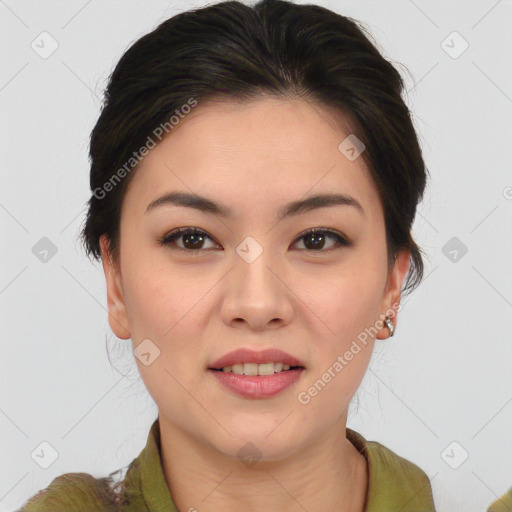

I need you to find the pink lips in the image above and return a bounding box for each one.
[208,347,306,399]
[208,347,305,370]
[210,368,305,399]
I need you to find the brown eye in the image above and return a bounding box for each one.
[158,228,219,251]
[292,228,350,252]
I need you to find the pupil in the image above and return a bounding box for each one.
[184,233,203,249]
[304,233,325,250]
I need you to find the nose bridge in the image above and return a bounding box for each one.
[221,236,292,328]
[234,237,281,297]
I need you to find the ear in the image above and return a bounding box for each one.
[375,248,410,340]
[99,235,131,340]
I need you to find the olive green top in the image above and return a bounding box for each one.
[487,488,512,512]
[21,417,438,511]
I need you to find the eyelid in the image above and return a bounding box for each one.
[157,226,351,252]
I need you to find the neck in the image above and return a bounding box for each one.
[158,413,368,512]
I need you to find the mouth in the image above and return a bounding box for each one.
[207,348,306,399]
[208,348,306,374]
[209,363,304,374]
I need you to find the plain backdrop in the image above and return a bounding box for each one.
[1,1,511,511]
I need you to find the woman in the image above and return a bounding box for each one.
[21,0,438,510]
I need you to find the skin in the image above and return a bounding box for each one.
[100,96,410,512]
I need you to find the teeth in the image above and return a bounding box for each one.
[220,362,296,375]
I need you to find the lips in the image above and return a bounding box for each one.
[208,348,306,370]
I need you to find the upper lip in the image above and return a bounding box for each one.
[209,348,306,370]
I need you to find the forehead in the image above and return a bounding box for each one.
[123,96,382,223]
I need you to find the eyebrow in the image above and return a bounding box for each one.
[145,191,365,221]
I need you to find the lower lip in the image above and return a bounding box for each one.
[208,368,305,399]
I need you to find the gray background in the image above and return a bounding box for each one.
[1,0,511,511]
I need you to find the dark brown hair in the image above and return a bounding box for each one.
[80,0,428,295]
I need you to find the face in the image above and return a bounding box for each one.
[100,96,409,461]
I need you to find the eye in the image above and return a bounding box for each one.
[291,227,351,252]
[157,227,220,252]
[157,227,351,253]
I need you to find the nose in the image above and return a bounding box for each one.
[220,250,294,332]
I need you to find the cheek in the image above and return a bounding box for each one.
[124,268,205,406]
[300,273,381,417]
[123,279,173,339]
[330,276,383,336]
[123,265,207,375]
[308,256,386,342]
[122,255,197,338]
[316,284,379,397]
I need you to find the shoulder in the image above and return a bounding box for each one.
[487,487,512,512]
[367,438,432,482]
[346,428,436,511]
[19,472,119,512]
[365,439,436,508]
[347,428,433,486]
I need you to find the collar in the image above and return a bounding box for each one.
[346,427,436,511]
[126,418,435,512]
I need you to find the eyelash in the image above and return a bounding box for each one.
[157,227,351,254]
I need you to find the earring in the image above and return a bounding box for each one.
[384,316,394,337]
